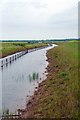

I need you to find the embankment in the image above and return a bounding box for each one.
[0,42,47,58]
[21,42,79,118]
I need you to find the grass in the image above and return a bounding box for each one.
[0,42,47,58]
[24,41,80,118]
[29,72,39,82]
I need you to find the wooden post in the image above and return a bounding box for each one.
[15,55,16,60]
[6,58,8,63]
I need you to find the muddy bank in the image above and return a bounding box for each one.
[20,49,55,118]
[20,42,78,118]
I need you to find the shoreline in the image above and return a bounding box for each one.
[1,44,53,119]
[0,43,48,58]
[20,47,54,118]
[20,42,79,118]
[0,45,49,67]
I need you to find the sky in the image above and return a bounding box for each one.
[0,0,79,40]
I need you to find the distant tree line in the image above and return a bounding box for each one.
[0,38,79,43]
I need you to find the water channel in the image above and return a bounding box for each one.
[0,44,57,115]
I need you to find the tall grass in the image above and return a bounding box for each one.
[29,72,39,82]
[26,41,79,118]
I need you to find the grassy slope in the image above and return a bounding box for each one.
[23,41,79,118]
[0,42,47,58]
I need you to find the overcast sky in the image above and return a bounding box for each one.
[0,0,79,40]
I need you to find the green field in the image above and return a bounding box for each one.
[0,42,47,58]
[24,41,80,118]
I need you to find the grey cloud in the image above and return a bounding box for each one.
[44,6,78,36]
[28,0,47,9]
[78,1,80,38]
[1,1,78,39]
[30,1,47,9]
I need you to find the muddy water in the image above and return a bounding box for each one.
[0,44,57,115]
